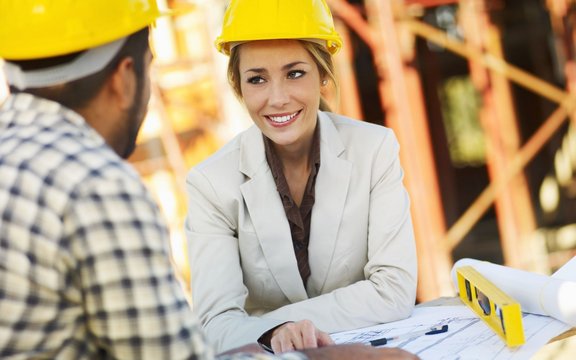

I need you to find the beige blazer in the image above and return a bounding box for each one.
[185,111,417,352]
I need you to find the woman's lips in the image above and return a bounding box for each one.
[265,110,301,127]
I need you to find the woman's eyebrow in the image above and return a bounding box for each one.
[282,61,307,70]
[244,67,266,74]
[244,61,308,74]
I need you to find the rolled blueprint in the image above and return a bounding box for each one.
[451,258,576,327]
[552,256,576,281]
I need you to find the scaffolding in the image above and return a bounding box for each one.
[325,0,576,300]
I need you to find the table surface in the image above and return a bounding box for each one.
[417,296,576,340]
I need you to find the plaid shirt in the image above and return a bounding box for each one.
[0,93,307,360]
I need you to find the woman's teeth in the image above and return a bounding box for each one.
[268,112,298,123]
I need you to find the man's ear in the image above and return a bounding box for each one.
[107,56,136,109]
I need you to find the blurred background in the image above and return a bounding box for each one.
[2,0,576,357]
[2,0,576,304]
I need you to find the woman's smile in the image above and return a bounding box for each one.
[265,110,302,127]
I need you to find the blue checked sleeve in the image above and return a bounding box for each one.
[63,175,215,360]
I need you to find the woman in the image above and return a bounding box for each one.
[185,0,418,354]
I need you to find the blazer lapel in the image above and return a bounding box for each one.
[239,127,308,302]
[308,112,352,294]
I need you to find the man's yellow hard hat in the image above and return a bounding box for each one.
[215,0,343,56]
[0,0,163,60]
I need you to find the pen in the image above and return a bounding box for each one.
[369,324,449,347]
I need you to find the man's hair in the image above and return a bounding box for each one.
[8,27,150,109]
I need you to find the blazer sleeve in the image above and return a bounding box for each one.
[259,130,418,331]
[185,168,286,352]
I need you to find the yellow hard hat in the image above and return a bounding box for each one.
[215,0,342,56]
[0,0,163,60]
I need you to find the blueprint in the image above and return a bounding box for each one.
[552,256,576,281]
[330,305,571,360]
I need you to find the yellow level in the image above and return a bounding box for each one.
[456,266,525,347]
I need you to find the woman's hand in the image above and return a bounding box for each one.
[270,319,334,353]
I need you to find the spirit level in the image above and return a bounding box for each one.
[456,265,525,347]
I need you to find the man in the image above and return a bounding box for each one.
[0,1,418,359]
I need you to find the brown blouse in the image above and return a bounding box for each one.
[263,126,321,287]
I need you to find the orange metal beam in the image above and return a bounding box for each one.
[548,0,576,128]
[403,20,568,104]
[445,99,575,251]
[329,0,454,300]
[333,20,364,119]
[460,0,539,271]
[404,0,458,7]
[328,0,376,48]
[401,17,574,251]
[365,0,454,300]
[327,0,574,292]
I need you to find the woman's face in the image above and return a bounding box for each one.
[238,39,322,149]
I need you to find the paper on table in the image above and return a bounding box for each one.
[451,258,576,326]
[330,305,570,360]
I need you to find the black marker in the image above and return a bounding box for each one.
[369,324,449,347]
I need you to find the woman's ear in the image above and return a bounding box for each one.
[320,78,329,97]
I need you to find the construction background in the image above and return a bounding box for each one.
[1,0,575,357]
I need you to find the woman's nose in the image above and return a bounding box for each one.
[267,81,290,107]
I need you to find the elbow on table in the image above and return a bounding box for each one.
[374,281,417,322]
[399,279,418,318]
[397,298,416,320]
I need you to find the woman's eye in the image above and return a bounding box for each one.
[287,70,305,79]
[247,76,265,84]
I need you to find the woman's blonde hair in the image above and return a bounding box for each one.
[227,40,339,112]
